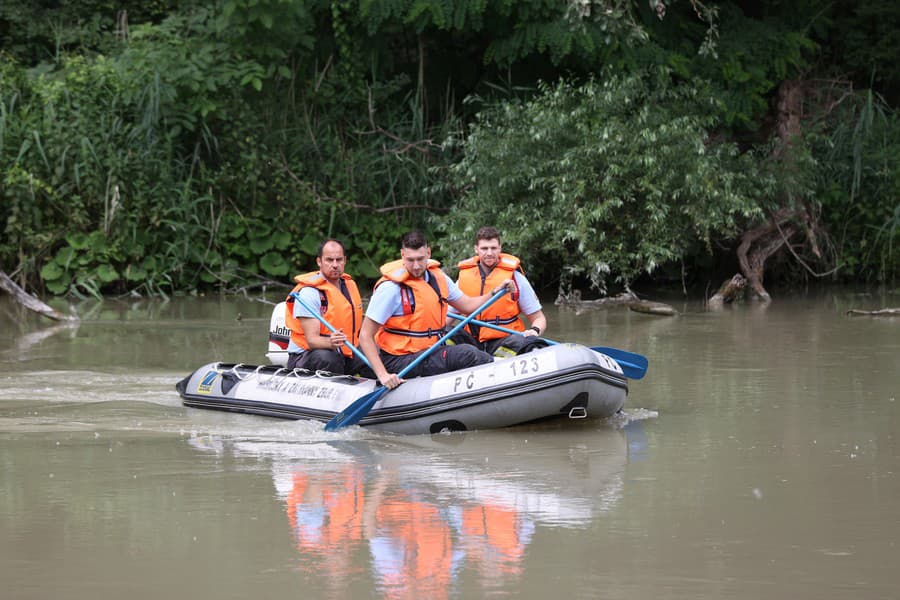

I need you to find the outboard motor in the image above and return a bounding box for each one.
[266,301,290,366]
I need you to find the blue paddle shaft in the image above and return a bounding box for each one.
[325,287,510,431]
[289,291,372,369]
[391,289,509,380]
[447,312,558,345]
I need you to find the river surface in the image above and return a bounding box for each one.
[1,289,898,599]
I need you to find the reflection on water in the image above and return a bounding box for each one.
[189,425,630,598]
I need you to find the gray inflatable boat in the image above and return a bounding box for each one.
[176,343,627,435]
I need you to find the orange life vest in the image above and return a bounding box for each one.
[374,259,449,355]
[456,253,523,341]
[284,271,363,358]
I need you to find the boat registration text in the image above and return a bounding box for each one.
[429,352,558,398]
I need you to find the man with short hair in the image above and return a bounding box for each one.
[359,230,516,390]
[284,238,373,377]
[453,226,548,357]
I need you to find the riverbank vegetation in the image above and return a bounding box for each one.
[2,1,898,301]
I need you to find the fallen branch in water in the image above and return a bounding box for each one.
[629,300,678,316]
[708,273,746,310]
[0,271,78,322]
[555,289,638,307]
[846,308,900,317]
[555,288,676,316]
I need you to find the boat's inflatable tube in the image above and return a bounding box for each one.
[177,343,627,435]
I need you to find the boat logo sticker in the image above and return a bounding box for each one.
[197,370,219,394]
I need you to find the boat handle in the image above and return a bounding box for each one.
[568,407,588,419]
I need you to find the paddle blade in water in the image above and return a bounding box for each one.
[325,287,510,431]
[324,386,388,431]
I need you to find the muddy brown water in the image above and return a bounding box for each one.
[1,290,897,599]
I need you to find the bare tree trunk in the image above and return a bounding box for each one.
[0,271,77,321]
[775,78,802,158]
[737,207,799,301]
[735,78,809,301]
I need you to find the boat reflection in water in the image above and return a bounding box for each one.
[192,425,628,597]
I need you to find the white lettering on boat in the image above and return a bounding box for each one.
[493,352,557,385]
[429,352,557,398]
[256,377,341,401]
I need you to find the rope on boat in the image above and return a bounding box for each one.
[256,365,290,384]
[288,367,318,378]
[311,369,363,384]
[221,362,317,383]
[227,363,247,380]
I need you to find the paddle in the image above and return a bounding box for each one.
[447,313,648,380]
[324,287,510,431]
[289,291,372,369]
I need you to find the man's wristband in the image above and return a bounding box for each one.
[529,325,541,335]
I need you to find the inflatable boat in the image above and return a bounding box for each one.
[176,344,626,435]
[175,303,628,435]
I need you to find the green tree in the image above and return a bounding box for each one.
[438,69,767,296]
[4,0,900,298]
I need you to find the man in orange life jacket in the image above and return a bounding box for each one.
[452,226,548,357]
[284,239,374,377]
[359,231,516,390]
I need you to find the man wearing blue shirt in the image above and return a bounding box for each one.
[454,226,548,357]
[284,239,373,377]
[360,231,516,390]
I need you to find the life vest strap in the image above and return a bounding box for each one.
[484,315,519,326]
[382,326,447,339]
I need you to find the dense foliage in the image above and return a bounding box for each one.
[813,91,900,282]
[438,71,768,293]
[1,0,898,298]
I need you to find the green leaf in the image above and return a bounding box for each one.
[88,231,107,252]
[125,264,148,282]
[223,219,247,239]
[41,262,64,280]
[300,235,319,256]
[54,246,76,266]
[66,232,90,250]
[45,273,71,295]
[272,230,292,250]
[259,251,289,276]
[249,236,274,253]
[97,264,119,282]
